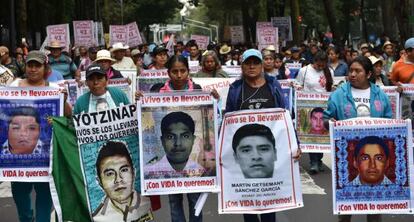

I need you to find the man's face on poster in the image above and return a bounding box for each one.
[234,135,276,178]
[161,122,195,166]
[353,144,389,185]
[98,155,134,204]
[8,115,40,154]
[310,111,325,134]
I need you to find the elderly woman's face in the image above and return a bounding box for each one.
[8,115,40,154]
[204,55,216,71]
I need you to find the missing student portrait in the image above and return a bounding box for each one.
[333,129,411,203]
[93,141,149,222]
[142,107,216,180]
[0,100,60,169]
[232,124,277,179]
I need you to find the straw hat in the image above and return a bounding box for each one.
[382,41,394,50]
[94,49,116,63]
[45,40,65,50]
[110,42,129,52]
[265,45,276,52]
[219,44,231,55]
[368,56,382,65]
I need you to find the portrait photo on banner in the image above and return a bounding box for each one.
[332,121,412,205]
[218,109,302,214]
[295,95,330,152]
[141,105,217,180]
[0,100,61,168]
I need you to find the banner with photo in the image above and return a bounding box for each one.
[137,69,169,92]
[73,20,95,47]
[0,87,63,182]
[138,91,219,195]
[330,118,414,214]
[57,80,79,107]
[193,78,237,110]
[218,108,302,214]
[400,84,414,141]
[73,104,152,221]
[381,86,400,119]
[278,80,294,114]
[295,91,330,152]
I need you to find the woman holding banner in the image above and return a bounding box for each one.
[226,48,301,222]
[139,55,219,222]
[7,50,71,222]
[324,56,392,222]
[294,51,334,174]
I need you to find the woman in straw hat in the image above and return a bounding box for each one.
[94,49,123,79]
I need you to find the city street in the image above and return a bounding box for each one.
[1,154,412,222]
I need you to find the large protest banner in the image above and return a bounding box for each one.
[190,34,210,50]
[278,80,294,114]
[257,26,278,52]
[400,84,414,141]
[126,22,143,48]
[330,118,414,214]
[295,91,330,152]
[271,17,293,41]
[193,78,237,110]
[139,92,218,195]
[137,69,169,92]
[46,24,70,51]
[381,86,400,119]
[73,105,152,221]
[255,22,273,44]
[109,25,128,46]
[229,26,245,44]
[73,20,95,47]
[0,87,63,182]
[218,108,302,214]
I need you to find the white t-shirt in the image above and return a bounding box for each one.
[351,87,371,117]
[295,64,333,92]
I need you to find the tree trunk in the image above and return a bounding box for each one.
[380,0,396,40]
[266,0,275,21]
[278,0,286,17]
[290,0,300,44]
[322,0,339,44]
[360,0,368,42]
[241,0,252,43]
[395,0,409,43]
[17,0,27,41]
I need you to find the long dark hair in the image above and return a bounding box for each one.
[314,51,333,92]
[166,55,189,73]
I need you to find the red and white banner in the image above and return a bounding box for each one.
[73,20,95,47]
[46,24,70,51]
[109,25,128,46]
[191,34,210,50]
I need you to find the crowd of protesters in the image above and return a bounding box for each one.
[0,34,414,222]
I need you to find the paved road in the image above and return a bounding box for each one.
[0,154,413,221]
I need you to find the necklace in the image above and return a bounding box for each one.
[240,81,262,109]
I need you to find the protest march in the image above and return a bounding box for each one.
[1,0,414,222]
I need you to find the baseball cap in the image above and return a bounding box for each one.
[291,46,300,53]
[241,49,263,63]
[26,50,47,64]
[86,64,106,79]
[0,46,9,56]
[151,45,168,56]
[404,38,414,49]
